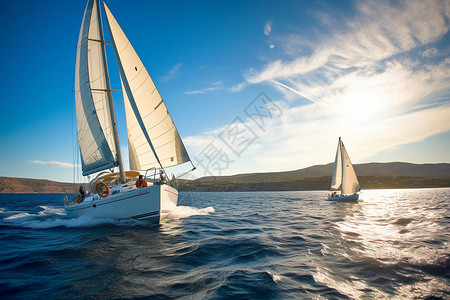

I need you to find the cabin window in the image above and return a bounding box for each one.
[135,66,137,71]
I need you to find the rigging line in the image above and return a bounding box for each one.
[175,166,197,191]
[176,166,197,179]
[72,63,80,190]
[72,89,76,187]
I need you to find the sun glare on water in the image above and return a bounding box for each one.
[313,189,449,299]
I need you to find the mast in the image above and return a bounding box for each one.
[339,137,344,194]
[95,0,126,182]
[331,136,342,191]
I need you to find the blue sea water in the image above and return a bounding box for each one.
[0,189,449,299]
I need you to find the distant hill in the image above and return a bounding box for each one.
[0,177,78,193]
[192,162,450,184]
[1,162,449,193]
[180,162,450,191]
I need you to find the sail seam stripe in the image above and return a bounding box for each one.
[143,114,170,131]
[149,125,177,145]
[130,68,146,87]
[128,70,150,94]
[132,125,176,151]
[119,41,131,56]
[141,104,167,124]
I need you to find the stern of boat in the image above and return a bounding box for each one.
[328,193,359,202]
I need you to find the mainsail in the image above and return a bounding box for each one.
[103,3,191,171]
[75,0,117,176]
[330,140,342,190]
[341,141,360,194]
[330,138,360,194]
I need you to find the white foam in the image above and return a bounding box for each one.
[267,271,282,283]
[4,214,144,229]
[167,205,215,219]
[3,205,65,220]
[38,206,66,216]
[0,208,23,216]
[2,205,214,228]
[5,212,32,220]
[1,204,145,229]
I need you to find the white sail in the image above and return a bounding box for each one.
[341,141,360,194]
[75,0,117,175]
[330,139,342,190]
[103,3,190,170]
[67,0,187,224]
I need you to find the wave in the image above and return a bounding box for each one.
[167,205,215,219]
[1,205,215,229]
[3,213,143,229]
[267,271,282,283]
[3,205,66,220]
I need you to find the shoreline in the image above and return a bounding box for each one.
[1,185,449,194]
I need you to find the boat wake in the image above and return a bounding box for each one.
[1,206,141,229]
[2,205,65,221]
[166,205,215,220]
[1,205,215,229]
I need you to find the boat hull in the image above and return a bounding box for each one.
[327,193,359,202]
[65,184,178,224]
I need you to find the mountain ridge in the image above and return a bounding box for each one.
[0,177,79,193]
[192,162,450,184]
[1,162,449,193]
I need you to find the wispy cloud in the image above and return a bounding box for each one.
[229,81,248,93]
[248,0,449,82]
[160,63,183,82]
[30,160,78,168]
[184,80,249,95]
[422,48,440,58]
[184,80,224,95]
[185,0,450,176]
[243,0,450,154]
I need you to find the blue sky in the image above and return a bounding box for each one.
[0,0,449,183]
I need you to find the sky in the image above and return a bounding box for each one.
[0,0,449,183]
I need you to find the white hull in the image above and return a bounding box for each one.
[327,193,359,202]
[65,184,178,224]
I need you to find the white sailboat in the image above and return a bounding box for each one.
[328,137,360,201]
[64,0,194,223]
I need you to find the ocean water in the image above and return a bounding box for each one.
[0,189,449,299]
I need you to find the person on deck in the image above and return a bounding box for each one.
[136,175,147,188]
[78,185,85,203]
[159,169,166,183]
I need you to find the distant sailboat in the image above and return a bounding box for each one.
[328,137,360,201]
[64,0,194,223]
